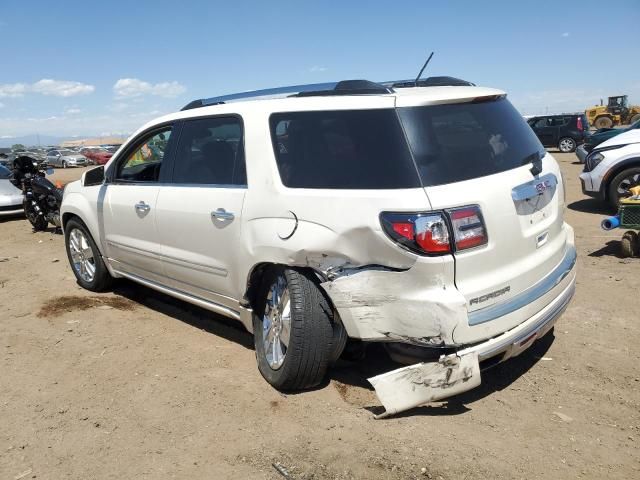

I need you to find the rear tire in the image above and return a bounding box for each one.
[594,116,613,129]
[64,218,113,291]
[253,267,336,390]
[558,137,577,153]
[24,201,47,231]
[607,167,640,209]
[621,231,638,258]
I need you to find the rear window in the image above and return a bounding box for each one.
[398,98,544,187]
[270,109,420,189]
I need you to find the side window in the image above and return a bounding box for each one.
[172,116,246,186]
[533,118,549,128]
[116,128,172,182]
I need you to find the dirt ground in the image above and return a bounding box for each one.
[1,155,639,480]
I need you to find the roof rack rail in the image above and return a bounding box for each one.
[180,76,475,111]
[180,80,393,111]
[383,76,475,88]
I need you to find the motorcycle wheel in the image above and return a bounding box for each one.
[25,202,48,231]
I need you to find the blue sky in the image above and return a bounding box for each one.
[0,0,639,141]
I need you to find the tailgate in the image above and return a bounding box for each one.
[425,154,568,318]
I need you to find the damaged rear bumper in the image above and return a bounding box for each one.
[369,277,575,418]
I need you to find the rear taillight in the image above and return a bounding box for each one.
[381,205,487,256]
[448,206,488,250]
[577,116,584,131]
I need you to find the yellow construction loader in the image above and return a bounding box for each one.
[585,95,640,129]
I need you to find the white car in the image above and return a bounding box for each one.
[46,149,88,168]
[60,78,576,416]
[579,129,640,208]
[0,164,23,216]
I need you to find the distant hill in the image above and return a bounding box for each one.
[0,133,130,148]
[0,134,68,148]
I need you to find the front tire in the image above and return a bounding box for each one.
[253,267,336,390]
[64,218,113,291]
[608,167,640,209]
[558,137,577,153]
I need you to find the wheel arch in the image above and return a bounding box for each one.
[61,198,106,257]
[242,261,326,311]
[600,156,640,201]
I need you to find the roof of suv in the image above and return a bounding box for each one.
[139,79,506,137]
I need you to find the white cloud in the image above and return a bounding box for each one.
[113,78,187,98]
[32,79,94,97]
[0,83,28,98]
[309,65,328,73]
[0,79,94,98]
[65,107,82,114]
[561,32,570,37]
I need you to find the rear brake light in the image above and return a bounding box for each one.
[577,116,584,131]
[448,206,488,250]
[381,213,451,255]
[381,205,487,255]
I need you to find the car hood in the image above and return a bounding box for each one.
[596,129,640,149]
[0,178,23,197]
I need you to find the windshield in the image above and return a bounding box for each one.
[59,150,76,155]
[397,97,544,187]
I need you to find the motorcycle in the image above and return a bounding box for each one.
[10,155,62,231]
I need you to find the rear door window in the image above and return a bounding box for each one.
[397,98,544,187]
[270,109,420,189]
[171,116,246,186]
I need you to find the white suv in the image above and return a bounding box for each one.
[61,79,576,416]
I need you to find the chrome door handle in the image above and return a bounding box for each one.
[135,201,150,212]
[211,208,234,221]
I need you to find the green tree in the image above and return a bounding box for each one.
[11,143,26,151]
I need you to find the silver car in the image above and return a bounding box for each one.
[46,149,87,168]
[0,164,23,216]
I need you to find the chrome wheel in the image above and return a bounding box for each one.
[262,275,291,370]
[68,228,96,283]
[559,138,575,153]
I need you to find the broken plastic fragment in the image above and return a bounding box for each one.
[368,352,481,418]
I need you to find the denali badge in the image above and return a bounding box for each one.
[470,286,511,306]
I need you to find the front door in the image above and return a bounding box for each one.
[102,126,174,284]
[155,116,247,309]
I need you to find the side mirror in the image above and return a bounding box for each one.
[82,165,105,187]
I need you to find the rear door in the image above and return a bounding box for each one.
[155,115,247,308]
[397,97,571,336]
[102,125,174,284]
